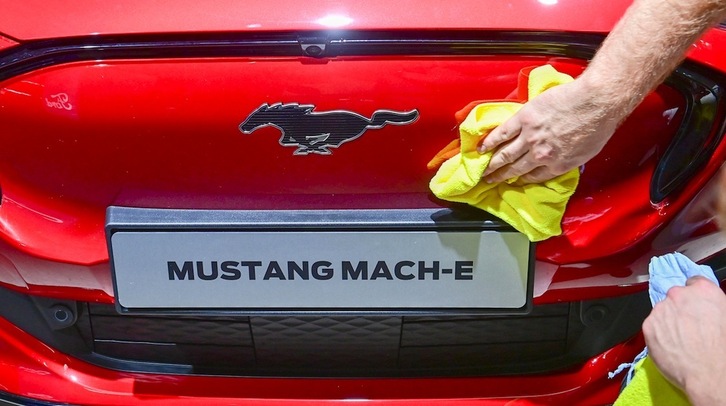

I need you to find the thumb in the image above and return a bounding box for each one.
[685,275,717,287]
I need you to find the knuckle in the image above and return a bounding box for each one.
[498,149,515,164]
[525,170,549,184]
[517,111,539,130]
[517,114,534,128]
[496,127,508,139]
[689,276,710,287]
[510,159,533,174]
[496,172,511,183]
[488,170,507,183]
[495,120,519,140]
[665,286,682,299]
[485,164,501,175]
[482,129,503,148]
[484,133,504,148]
[532,146,554,162]
[521,175,540,184]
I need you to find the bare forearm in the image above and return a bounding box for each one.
[478,0,726,184]
[581,0,726,119]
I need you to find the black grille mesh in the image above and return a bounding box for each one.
[77,302,579,376]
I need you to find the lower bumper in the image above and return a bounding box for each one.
[0,313,642,405]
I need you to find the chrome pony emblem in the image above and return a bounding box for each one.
[239,103,419,155]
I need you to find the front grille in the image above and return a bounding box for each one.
[77,303,572,376]
[75,294,645,377]
[0,285,650,377]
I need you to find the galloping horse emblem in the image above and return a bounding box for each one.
[239,103,419,155]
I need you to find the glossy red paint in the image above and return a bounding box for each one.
[0,54,699,304]
[0,30,723,308]
[0,237,112,302]
[687,28,726,72]
[0,315,643,405]
[0,34,17,51]
[1,5,726,405]
[0,0,631,40]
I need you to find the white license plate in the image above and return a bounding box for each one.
[107,208,533,314]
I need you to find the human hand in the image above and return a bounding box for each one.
[478,78,625,184]
[717,168,726,229]
[642,276,726,405]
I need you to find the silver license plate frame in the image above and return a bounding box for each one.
[106,207,534,315]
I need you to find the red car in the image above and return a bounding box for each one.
[1,1,725,404]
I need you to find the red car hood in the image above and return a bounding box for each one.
[0,0,628,40]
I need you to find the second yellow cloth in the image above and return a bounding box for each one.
[429,65,580,242]
[614,356,690,406]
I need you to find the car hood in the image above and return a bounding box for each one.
[0,0,628,40]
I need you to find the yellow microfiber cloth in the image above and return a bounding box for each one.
[429,65,580,241]
[614,356,690,406]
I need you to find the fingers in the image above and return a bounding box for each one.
[685,275,717,287]
[686,275,706,286]
[483,151,551,184]
[718,168,726,229]
[519,166,560,184]
[481,142,566,183]
[486,164,561,185]
[665,285,685,299]
[478,117,522,154]
[482,138,529,181]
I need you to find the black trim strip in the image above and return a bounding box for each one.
[652,65,726,203]
[0,30,604,82]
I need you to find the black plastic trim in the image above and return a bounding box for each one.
[0,282,650,378]
[0,31,606,83]
[651,65,726,203]
[4,253,725,378]
[106,206,515,232]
